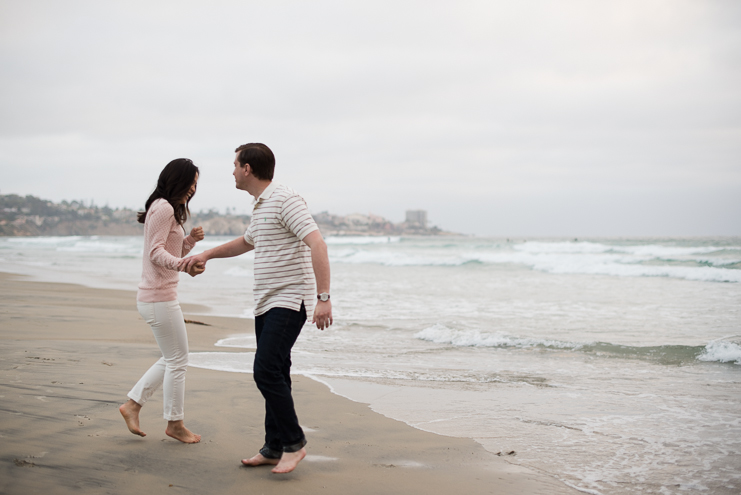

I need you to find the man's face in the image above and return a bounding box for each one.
[233,153,248,191]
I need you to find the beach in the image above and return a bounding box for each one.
[0,272,578,495]
[2,235,740,494]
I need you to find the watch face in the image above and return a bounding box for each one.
[318,293,329,301]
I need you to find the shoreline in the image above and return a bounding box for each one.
[0,271,578,495]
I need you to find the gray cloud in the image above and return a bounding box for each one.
[1,0,739,235]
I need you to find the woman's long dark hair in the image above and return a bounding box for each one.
[137,158,199,225]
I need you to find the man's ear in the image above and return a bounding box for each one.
[241,163,251,177]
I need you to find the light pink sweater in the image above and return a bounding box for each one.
[137,198,197,302]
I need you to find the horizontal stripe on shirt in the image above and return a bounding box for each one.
[243,182,319,317]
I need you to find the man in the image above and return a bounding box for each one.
[183,143,332,474]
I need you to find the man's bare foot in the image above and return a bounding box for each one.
[119,399,146,437]
[241,453,280,467]
[165,420,201,444]
[272,448,306,474]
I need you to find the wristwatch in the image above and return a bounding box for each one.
[317,293,330,302]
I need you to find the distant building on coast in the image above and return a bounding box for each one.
[312,208,451,236]
[405,210,427,228]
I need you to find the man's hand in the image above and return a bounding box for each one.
[181,236,253,272]
[181,253,209,272]
[190,226,205,242]
[303,231,332,331]
[187,261,206,277]
[313,300,333,330]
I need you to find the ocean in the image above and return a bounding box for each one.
[2,235,740,494]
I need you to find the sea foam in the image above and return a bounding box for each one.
[414,324,580,349]
[328,240,741,283]
[325,236,400,245]
[56,240,142,254]
[417,325,741,366]
[698,338,741,365]
[6,235,84,245]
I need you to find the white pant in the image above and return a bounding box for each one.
[128,300,189,421]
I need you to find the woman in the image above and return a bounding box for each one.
[119,158,205,444]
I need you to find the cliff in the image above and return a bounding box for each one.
[0,195,251,237]
[1,194,454,237]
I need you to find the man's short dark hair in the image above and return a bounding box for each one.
[235,143,275,181]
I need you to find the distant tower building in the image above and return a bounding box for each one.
[405,210,427,228]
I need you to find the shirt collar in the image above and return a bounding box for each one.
[254,181,278,205]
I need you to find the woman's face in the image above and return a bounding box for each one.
[181,172,198,204]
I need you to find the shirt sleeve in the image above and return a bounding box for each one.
[243,221,255,246]
[182,234,196,256]
[146,201,184,271]
[280,194,319,240]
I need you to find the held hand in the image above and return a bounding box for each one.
[181,253,208,272]
[187,262,206,277]
[190,226,205,242]
[313,300,333,330]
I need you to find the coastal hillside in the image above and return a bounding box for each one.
[0,194,143,236]
[0,194,451,236]
[0,194,251,237]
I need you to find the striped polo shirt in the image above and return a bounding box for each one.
[243,182,319,318]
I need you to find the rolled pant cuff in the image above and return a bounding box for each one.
[283,437,307,453]
[259,444,283,459]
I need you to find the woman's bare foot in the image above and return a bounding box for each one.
[119,399,146,437]
[241,453,280,467]
[165,420,201,444]
[272,448,306,474]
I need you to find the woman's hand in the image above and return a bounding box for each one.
[190,226,204,242]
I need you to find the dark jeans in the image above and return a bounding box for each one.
[253,302,307,458]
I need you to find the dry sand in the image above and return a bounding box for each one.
[0,272,578,494]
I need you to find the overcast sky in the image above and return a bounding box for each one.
[1,0,739,236]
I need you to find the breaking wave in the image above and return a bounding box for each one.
[415,325,741,365]
[328,240,741,283]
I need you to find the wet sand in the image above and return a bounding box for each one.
[0,272,578,494]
